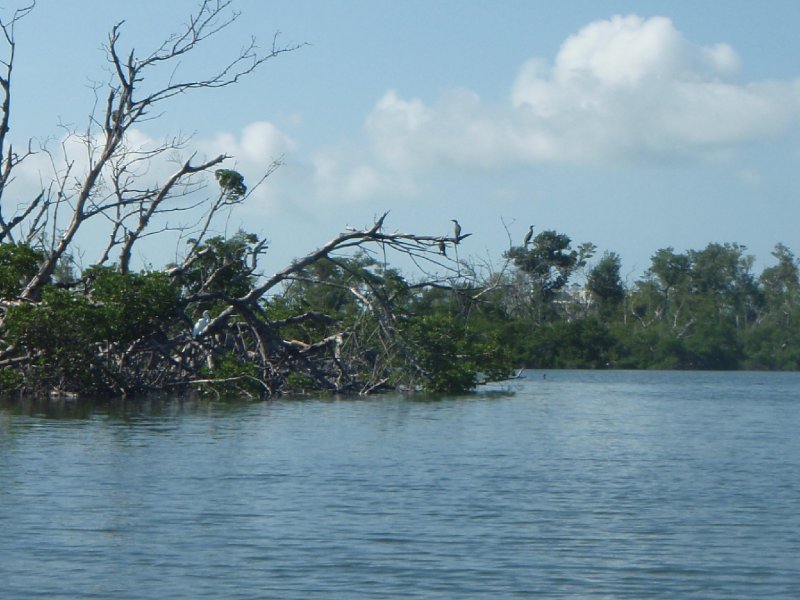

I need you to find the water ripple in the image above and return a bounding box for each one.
[1,371,799,598]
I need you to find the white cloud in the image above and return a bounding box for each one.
[111,15,796,211]
[170,16,800,209]
[365,91,433,170]
[310,142,417,204]
[202,121,296,166]
[343,165,384,201]
[189,121,299,213]
[550,15,690,87]
[364,15,800,170]
[366,88,525,169]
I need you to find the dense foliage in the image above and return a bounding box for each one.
[0,239,519,397]
[494,234,800,372]
[1,225,799,399]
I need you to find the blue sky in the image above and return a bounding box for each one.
[7,1,800,281]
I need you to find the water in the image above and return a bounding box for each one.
[1,370,799,598]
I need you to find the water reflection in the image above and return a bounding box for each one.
[0,394,259,423]
[1,395,99,420]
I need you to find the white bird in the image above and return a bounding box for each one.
[193,310,211,338]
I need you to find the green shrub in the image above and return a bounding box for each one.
[0,243,44,299]
[405,314,512,393]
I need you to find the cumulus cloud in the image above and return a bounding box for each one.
[310,142,418,204]
[197,121,407,210]
[202,121,297,166]
[365,14,800,169]
[367,88,522,170]
[190,121,299,213]
[185,15,800,207]
[150,15,799,207]
[19,122,301,217]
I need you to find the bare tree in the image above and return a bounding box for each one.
[0,2,511,399]
[0,1,300,299]
[0,3,41,244]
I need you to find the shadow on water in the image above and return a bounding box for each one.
[399,388,519,404]
[0,393,260,422]
[0,381,523,422]
[0,395,100,420]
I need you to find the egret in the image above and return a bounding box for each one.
[193,310,211,338]
[523,225,534,247]
[451,219,462,243]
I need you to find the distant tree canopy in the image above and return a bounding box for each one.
[505,230,593,301]
[498,236,800,372]
[587,252,625,314]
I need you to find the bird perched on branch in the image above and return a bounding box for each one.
[193,310,211,338]
[523,225,535,247]
[438,239,447,256]
[451,219,462,243]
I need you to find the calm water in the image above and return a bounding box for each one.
[1,370,799,598]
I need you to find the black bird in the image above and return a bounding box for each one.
[437,240,447,256]
[451,219,462,243]
[523,225,534,247]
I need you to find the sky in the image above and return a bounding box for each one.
[5,0,800,283]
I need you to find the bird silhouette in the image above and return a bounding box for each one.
[523,225,535,247]
[451,219,462,243]
[438,239,447,256]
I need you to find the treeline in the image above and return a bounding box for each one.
[480,233,800,371]
[1,226,795,399]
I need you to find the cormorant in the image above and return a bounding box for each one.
[451,219,462,243]
[523,225,534,247]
